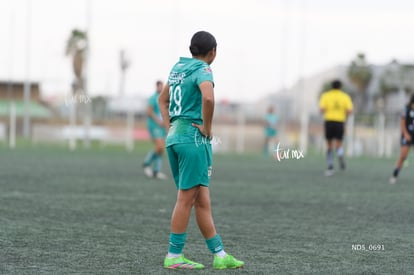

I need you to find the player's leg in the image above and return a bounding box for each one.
[325,139,334,176]
[263,136,270,157]
[335,139,345,170]
[192,144,244,269]
[264,128,277,158]
[390,145,410,184]
[268,135,276,158]
[165,186,205,269]
[324,121,335,176]
[192,143,217,239]
[194,186,244,269]
[143,148,156,165]
[167,144,198,236]
[335,122,346,170]
[164,145,204,269]
[143,127,157,177]
[152,137,167,179]
[194,187,215,238]
[171,187,199,233]
[143,147,156,177]
[324,122,334,175]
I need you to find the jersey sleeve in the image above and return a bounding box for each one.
[194,65,214,87]
[147,95,156,109]
[319,94,327,109]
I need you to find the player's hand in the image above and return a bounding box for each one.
[192,123,212,139]
[404,133,412,141]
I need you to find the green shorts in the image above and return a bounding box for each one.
[166,143,212,190]
[148,125,166,139]
[265,127,277,138]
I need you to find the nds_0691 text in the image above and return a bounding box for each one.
[351,244,385,251]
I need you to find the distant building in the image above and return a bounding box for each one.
[0,81,51,120]
[0,81,41,101]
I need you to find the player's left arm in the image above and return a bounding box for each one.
[158,83,170,129]
[192,81,214,138]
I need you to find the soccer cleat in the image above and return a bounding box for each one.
[164,255,205,269]
[143,166,153,178]
[213,254,244,269]
[389,177,397,184]
[154,172,168,180]
[324,169,335,177]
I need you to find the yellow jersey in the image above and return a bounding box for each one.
[319,89,353,122]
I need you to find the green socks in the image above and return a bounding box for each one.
[168,232,187,254]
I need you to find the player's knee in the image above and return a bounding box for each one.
[154,143,164,154]
[177,196,195,208]
[156,147,164,155]
[194,198,205,209]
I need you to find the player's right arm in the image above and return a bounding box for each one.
[147,103,163,127]
[319,94,327,114]
[158,83,170,129]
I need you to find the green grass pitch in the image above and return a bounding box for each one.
[1,144,413,274]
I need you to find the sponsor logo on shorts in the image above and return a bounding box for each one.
[208,166,213,177]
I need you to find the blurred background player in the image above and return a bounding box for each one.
[142,80,167,179]
[389,94,414,184]
[158,31,244,270]
[264,106,278,157]
[319,80,353,176]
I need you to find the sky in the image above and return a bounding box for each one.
[1,0,414,102]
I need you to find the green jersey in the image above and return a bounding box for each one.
[166,57,214,147]
[147,92,162,129]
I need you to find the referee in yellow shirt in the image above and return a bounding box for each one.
[319,80,353,176]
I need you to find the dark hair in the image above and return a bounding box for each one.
[189,31,217,57]
[156,80,163,86]
[332,80,342,89]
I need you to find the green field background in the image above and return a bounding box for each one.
[1,144,413,274]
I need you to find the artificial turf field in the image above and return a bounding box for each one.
[1,144,413,274]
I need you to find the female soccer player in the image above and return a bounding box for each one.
[389,94,414,184]
[143,80,167,179]
[264,106,278,157]
[158,31,244,270]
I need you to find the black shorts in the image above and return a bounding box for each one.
[401,133,414,146]
[324,121,345,141]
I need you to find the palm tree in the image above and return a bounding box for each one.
[379,59,414,114]
[65,29,88,150]
[380,59,414,97]
[347,53,372,113]
[66,29,88,94]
